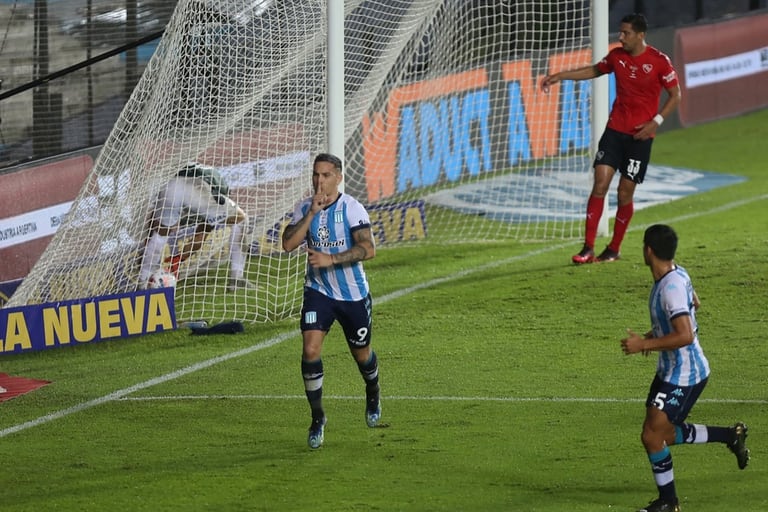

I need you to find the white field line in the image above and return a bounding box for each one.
[2,193,766,438]
[117,394,768,405]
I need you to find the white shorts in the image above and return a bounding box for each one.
[153,176,239,228]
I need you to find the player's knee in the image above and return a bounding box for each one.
[640,426,656,449]
[590,180,611,197]
[350,345,371,364]
[616,189,635,205]
[302,338,324,361]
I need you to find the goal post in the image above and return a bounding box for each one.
[592,1,611,237]
[6,0,606,325]
[327,0,345,167]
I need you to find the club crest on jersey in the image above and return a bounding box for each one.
[643,64,653,74]
[334,211,343,223]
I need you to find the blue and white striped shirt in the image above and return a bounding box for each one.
[649,265,710,386]
[291,193,372,302]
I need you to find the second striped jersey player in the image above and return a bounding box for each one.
[648,265,709,387]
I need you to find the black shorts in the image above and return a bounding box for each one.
[645,374,708,425]
[300,287,373,348]
[594,128,654,184]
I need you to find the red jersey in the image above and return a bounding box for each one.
[596,45,678,136]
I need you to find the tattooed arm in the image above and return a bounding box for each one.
[282,212,313,252]
[334,227,376,263]
[306,227,376,268]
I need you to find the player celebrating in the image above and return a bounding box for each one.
[621,224,749,512]
[137,162,254,291]
[282,153,381,449]
[541,13,681,264]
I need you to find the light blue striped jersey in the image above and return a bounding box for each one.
[290,193,372,302]
[649,265,710,386]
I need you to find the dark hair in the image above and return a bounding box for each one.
[621,13,648,34]
[314,153,343,173]
[644,224,678,261]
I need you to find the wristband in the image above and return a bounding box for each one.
[653,114,664,126]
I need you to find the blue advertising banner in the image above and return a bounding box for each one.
[0,280,21,308]
[0,288,176,355]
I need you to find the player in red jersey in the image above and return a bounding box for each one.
[541,13,681,265]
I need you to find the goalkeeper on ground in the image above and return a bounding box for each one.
[137,163,255,291]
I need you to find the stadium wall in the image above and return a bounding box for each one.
[0,154,95,306]
[673,11,768,127]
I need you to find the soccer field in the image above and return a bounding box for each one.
[1,109,767,511]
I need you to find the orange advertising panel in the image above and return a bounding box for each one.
[361,69,489,202]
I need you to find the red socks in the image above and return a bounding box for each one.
[584,195,604,248]
[584,198,634,253]
[608,202,634,253]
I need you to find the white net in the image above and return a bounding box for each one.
[6,0,595,323]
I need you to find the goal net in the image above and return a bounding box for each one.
[6,0,595,324]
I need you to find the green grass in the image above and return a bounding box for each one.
[2,108,768,511]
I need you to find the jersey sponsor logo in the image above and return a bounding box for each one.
[663,70,677,83]
[314,240,345,248]
[312,224,346,248]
